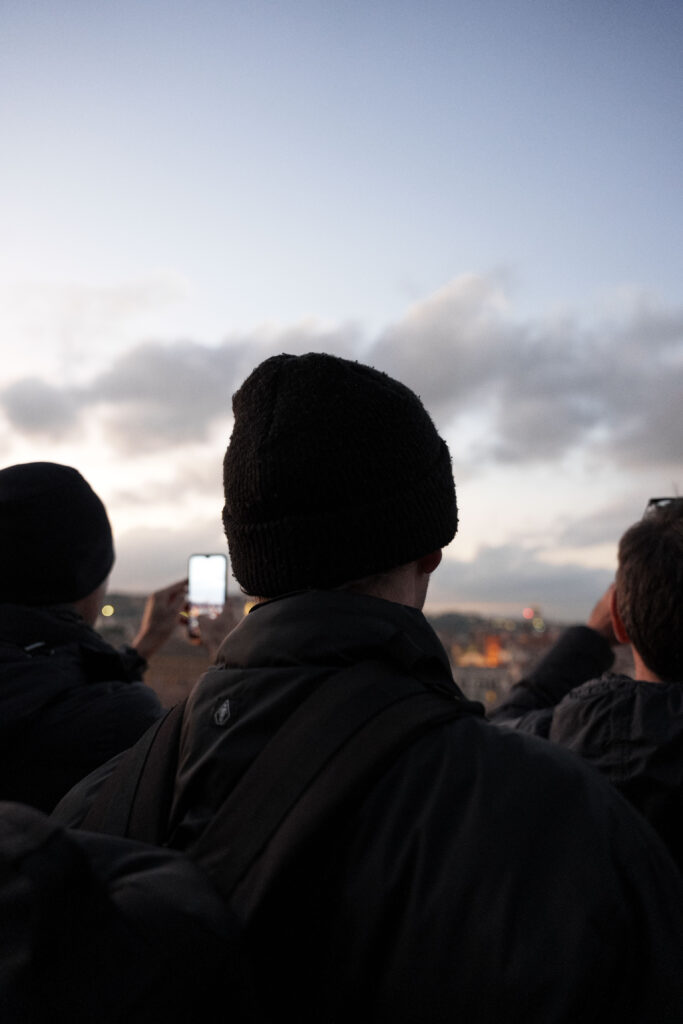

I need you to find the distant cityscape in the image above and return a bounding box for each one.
[428,608,565,708]
[99,592,633,711]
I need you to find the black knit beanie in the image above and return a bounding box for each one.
[0,462,115,605]
[223,352,457,597]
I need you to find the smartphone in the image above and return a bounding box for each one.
[187,553,228,641]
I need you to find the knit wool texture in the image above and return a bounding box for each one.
[0,462,115,605]
[223,352,458,597]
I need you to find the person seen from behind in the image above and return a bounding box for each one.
[57,357,683,1022]
[493,496,683,868]
[0,461,187,812]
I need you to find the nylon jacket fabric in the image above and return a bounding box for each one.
[492,625,683,868]
[165,592,683,1023]
[0,800,243,1023]
[0,603,163,812]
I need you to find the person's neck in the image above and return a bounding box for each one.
[346,565,428,610]
[631,648,662,683]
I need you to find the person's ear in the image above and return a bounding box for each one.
[609,586,630,645]
[417,550,442,575]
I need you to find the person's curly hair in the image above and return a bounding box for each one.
[615,500,683,682]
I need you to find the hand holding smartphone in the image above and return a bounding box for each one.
[187,553,227,642]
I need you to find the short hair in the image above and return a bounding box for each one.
[615,500,683,682]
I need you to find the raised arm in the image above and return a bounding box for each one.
[490,585,618,735]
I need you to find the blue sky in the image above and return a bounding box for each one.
[1,0,681,619]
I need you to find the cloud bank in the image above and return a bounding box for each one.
[431,544,614,622]
[2,274,680,619]
[109,522,614,623]
[3,274,680,474]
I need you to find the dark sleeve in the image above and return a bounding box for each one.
[17,681,163,814]
[490,626,615,736]
[117,644,149,680]
[51,752,126,827]
[334,719,683,1023]
[0,801,239,1024]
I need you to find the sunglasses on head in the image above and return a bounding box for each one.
[644,497,683,516]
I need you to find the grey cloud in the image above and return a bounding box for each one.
[557,499,640,548]
[109,519,228,595]
[371,274,518,422]
[1,276,681,472]
[1,377,82,436]
[428,544,614,622]
[371,277,683,470]
[503,307,682,466]
[77,324,359,454]
[90,339,250,452]
[370,278,607,461]
[603,372,683,468]
[111,455,225,507]
[108,524,612,623]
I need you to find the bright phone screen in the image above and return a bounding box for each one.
[188,553,227,609]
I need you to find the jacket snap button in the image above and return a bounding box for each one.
[214,699,231,726]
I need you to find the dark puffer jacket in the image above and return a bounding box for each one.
[492,625,683,868]
[0,603,163,812]
[159,592,683,1023]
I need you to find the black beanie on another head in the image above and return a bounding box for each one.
[0,462,115,606]
[223,352,458,597]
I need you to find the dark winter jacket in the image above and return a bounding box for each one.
[492,625,683,868]
[0,800,241,1023]
[0,603,163,812]
[157,592,683,1023]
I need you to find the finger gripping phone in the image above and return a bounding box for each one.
[187,553,227,641]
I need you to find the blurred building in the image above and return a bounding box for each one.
[96,592,248,707]
[96,595,633,711]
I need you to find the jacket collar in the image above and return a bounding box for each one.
[216,589,460,697]
[0,603,99,649]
